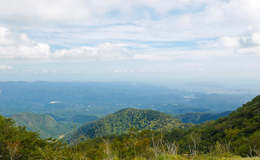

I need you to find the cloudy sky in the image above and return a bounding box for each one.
[0,0,260,84]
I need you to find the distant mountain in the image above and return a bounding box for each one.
[0,81,255,114]
[11,112,73,139]
[0,81,185,103]
[68,108,191,140]
[173,111,231,124]
[0,99,46,116]
[68,114,98,124]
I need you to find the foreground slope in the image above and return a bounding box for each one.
[11,112,73,139]
[71,108,190,140]
[165,95,260,156]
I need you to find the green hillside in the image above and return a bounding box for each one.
[173,111,231,124]
[70,108,191,140]
[11,112,73,139]
[165,95,260,156]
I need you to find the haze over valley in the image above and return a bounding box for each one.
[0,81,257,139]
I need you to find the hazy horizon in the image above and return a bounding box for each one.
[1,80,260,94]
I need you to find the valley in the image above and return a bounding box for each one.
[0,81,256,139]
[0,81,259,159]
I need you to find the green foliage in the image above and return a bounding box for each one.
[0,114,66,160]
[164,95,260,157]
[68,108,192,141]
[69,128,178,160]
[10,112,73,139]
[62,128,253,160]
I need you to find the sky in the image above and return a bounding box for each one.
[0,0,260,85]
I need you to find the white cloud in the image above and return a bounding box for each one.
[0,27,16,45]
[0,65,12,69]
[5,0,258,57]
[0,0,260,26]
[202,36,240,48]
[251,33,260,45]
[202,26,260,54]
[0,0,89,23]
[1,0,260,60]
[0,26,132,60]
[240,28,260,46]
[52,43,132,60]
[1,0,259,52]
[0,0,204,23]
[220,36,240,48]
[234,47,260,54]
[0,27,51,58]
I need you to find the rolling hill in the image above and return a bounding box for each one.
[69,108,192,140]
[11,112,73,139]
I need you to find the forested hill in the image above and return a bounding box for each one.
[69,108,192,140]
[173,111,231,124]
[165,95,260,156]
[11,112,73,139]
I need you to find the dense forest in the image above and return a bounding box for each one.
[67,108,192,141]
[8,109,229,139]
[0,95,260,159]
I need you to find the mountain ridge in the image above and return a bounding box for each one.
[68,108,192,141]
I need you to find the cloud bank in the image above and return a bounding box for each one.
[202,26,260,54]
[0,26,51,58]
[52,43,132,60]
[0,26,132,60]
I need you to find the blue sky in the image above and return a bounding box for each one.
[0,0,260,85]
